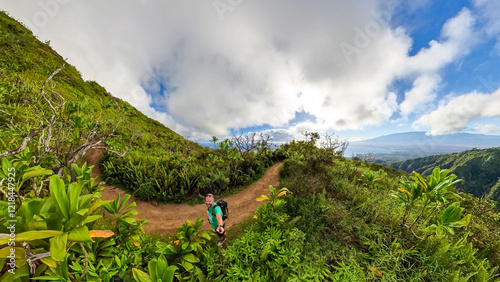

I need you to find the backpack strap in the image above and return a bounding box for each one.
[211,203,218,217]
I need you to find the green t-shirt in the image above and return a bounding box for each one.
[207,202,224,230]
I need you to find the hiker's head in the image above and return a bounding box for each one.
[205,193,215,208]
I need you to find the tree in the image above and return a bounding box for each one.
[0,66,134,177]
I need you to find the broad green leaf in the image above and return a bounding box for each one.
[443,225,454,235]
[149,259,159,282]
[49,232,68,261]
[68,182,83,217]
[436,226,445,238]
[122,209,139,217]
[0,230,61,245]
[181,260,194,272]
[181,241,189,251]
[198,230,212,241]
[441,203,462,224]
[49,175,69,220]
[256,195,270,201]
[68,226,91,242]
[65,212,85,231]
[22,167,53,181]
[163,265,178,282]
[132,268,153,282]
[122,200,136,212]
[120,217,136,225]
[79,194,94,210]
[424,224,437,234]
[88,199,107,213]
[449,214,471,228]
[119,194,132,210]
[0,247,23,258]
[40,257,59,268]
[182,253,200,263]
[28,214,48,230]
[82,215,102,225]
[161,244,178,255]
[76,208,89,216]
[157,256,173,282]
[194,218,203,230]
[130,234,141,247]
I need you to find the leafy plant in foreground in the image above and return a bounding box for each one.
[132,255,178,282]
[390,168,466,236]
[156,217,214,281]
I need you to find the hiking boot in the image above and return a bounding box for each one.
[218,238,226,246]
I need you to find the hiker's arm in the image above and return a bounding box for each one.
[216,214,224,232]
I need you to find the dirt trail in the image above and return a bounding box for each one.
[85,149,282,234]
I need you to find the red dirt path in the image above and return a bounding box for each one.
[85,149,282,234]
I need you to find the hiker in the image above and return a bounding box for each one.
[206,193,226,246]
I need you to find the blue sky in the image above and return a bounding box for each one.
[2,0,500,142]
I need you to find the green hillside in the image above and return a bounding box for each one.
[0,10,200,159]
[390,148,500,202]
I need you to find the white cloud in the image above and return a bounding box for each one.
[399,8,477,117]
[473,123,500,133]
[0,1,485,138]
[474,0,500,52]
[413,87,500,135]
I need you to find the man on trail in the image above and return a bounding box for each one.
[206,193,226,246]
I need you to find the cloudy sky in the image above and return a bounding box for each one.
[2,0,500,141]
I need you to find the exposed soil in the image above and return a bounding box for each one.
[85,149,282,235]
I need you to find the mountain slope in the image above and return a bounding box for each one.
[348,131,500,161]
[390,147,500,202]
[0,10,200,158]
[351,131,500,151]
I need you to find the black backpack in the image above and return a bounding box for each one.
[212,200,229,221]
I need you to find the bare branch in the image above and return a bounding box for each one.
[0,125,47,159]
[0,179,9,199]
[23,242,51,274]
[92,133,136,158]
[92,146,131,157]
[77,243,88,282]
[39,65,65,116]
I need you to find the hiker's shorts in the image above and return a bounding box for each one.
[215,224,226,237]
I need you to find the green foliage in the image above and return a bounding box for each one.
[132,255,178,282]
[391,147,500,202]
[100,138,284,204]
[218,185,332,281]
[390,168,467,237]
[424,202,471,238]
[156,217,213,281]
[278,143,500,281]
[102,193,145,248]
[0,151,151,281]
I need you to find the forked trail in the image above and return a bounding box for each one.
[85,149,282,234]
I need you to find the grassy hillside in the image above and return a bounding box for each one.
[389,148,500,202]
[0,10,200,162]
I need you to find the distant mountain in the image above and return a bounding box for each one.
[389,147,500,203]
[348,132,500,161]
